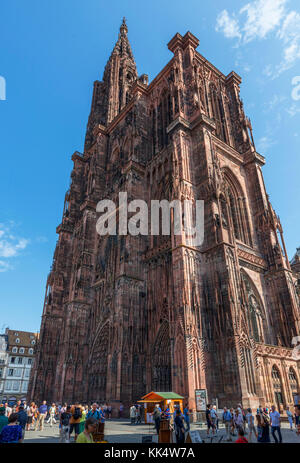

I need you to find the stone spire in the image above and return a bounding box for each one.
[84,18,138,151]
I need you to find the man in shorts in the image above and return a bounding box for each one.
[69,402,83,442]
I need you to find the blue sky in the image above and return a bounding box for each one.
[0,0,299,332]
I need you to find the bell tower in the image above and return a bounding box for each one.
[85,18,138,150]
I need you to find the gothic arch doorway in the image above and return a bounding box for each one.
[272,365,285,411]
[152,321,171,391]
[241,271,267,343]
[88,323,109,402]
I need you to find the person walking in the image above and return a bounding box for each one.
[69,402,83,442]
[153,404,161,435]
[233,408,244,434]
[270,405,282,443]
[136,405,142,424]
[209,405,217,435]
[17,405,28,441]
[183,405,190,432]
[256,413,270,442]
[286,406,294,430]
[76,417,97,443]
[26,402,34,431]
[0,413,23,443]
[0,406,9,433]
[174,409,185,444]
[87,403,101,421]
[229,408,235,436]
[47,403,57,427]
[78,406,87,434]
[119,403,124,418]
[222,407,232,441]
[245,408,257,442]
[130,404,136,424]
[36,401,47,431]
[4,403,12,418]
[60,405,72,443]
[206,404,212,436]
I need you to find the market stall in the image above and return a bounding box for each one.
[138,391,184,424]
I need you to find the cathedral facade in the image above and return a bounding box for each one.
[28,20,300,413]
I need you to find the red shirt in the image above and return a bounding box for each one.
[235,437,248,443]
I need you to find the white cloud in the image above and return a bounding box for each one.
[266,94,287,110]
[240,0,286,42]
[275,11,300,75]
[216,10,241,39]
[215,0,300,77]
[257,136,276,153]
[0,261,13,272]
[0,223,29,271]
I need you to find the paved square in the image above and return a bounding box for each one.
[23,419,300,443]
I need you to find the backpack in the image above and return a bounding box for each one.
[73,407,82,420]
[62,412,71,426]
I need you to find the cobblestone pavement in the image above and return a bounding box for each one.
[23,419,300,443]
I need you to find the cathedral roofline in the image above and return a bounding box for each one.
[291,247,300,264]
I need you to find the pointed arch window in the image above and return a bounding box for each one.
[223,173,252,247]
[209,84,228,143]
[152,321,171,391]
[241,271,266,343]
[288,367,298,393]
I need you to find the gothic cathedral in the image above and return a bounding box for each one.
[29,20,300,412]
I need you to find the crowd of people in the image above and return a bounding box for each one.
[150,403,191,444]
[0,398,299,444]
[0,400,112,443]
[205,403,300,443]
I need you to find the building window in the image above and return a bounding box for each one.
[5,381,12,390]
[12,347,17,353]
[27,358,32,365]
[13,381,19,391]
[24,369,30,378]
[289,367,298,391]
[0,368,2,378]
[14,369,21,377]
[19,347,25,354]
[22,381,28,392]
[31,340,36,345]
[8,369,13,377]
[18,357,23,364]
[10,357,16,364]
[16,338,20,344]
[28,348,33,355]
[14,332,19,336]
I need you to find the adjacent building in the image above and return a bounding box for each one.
[0,333,9,403]
[29,20,300,412]
[1,329,38,404]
